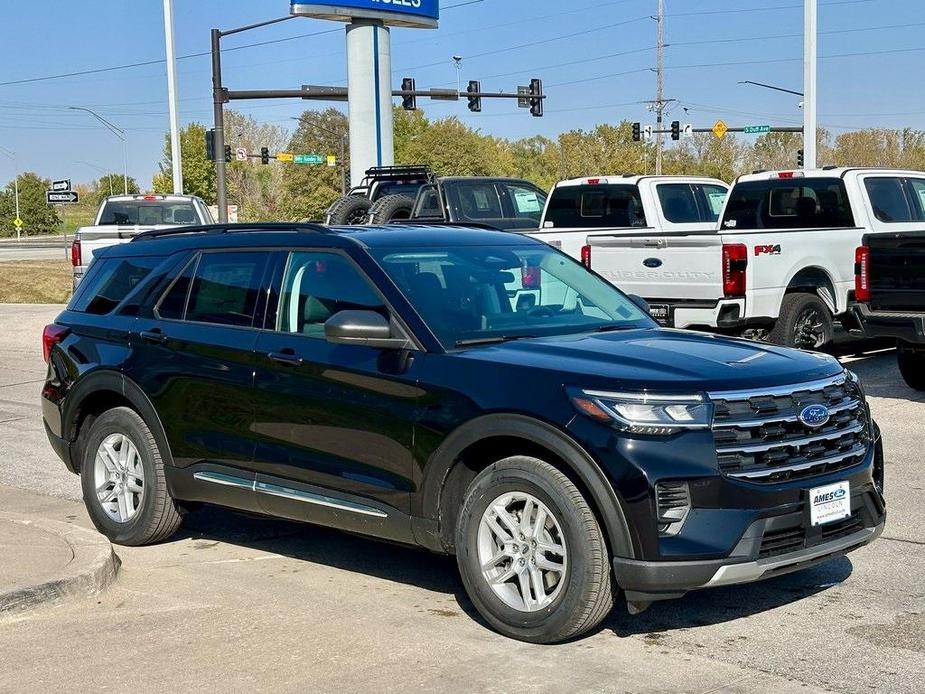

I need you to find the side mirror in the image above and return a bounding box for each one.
[324,310,411,350]
[628,294,650,314]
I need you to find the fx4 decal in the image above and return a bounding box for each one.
[754,244,782,256]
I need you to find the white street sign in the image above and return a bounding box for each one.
[235,147,248,162]
[643,125,653,143]
[682,123,693,139]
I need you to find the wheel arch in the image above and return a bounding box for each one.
[783,265,839,314]
[418,414,636,560]
[63,370,174,473]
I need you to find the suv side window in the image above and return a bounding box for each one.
[865,177,915,222]
[155,255,197,320]
[277,252,383,338]
[451,182,504,220]
[69,256,165,315]
[184,252,269,327]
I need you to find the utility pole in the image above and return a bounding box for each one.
[803,0,818,169]
[655,0,665,175]
[163,0,184,193]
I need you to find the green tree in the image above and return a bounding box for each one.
[152,122,216,203]
[0,172,61,237]
[223,110,290,221]
[89,174,140,208]
[280,108,349,221]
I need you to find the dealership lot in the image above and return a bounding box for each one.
[0,303,922,692]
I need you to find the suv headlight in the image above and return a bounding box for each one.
[569,388,714,435]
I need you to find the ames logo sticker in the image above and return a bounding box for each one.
[813,487,847,505]
[754,244,782,256]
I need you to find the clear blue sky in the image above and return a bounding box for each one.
[1,0,922,188]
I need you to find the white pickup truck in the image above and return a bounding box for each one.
[584,167,925,348]
[525,175,729,260]
[71,194,213,286]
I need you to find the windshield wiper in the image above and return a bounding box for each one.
[454,335,535,347]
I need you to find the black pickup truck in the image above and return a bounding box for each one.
[852,232,925,390]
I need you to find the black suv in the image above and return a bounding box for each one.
[42,223,885,643]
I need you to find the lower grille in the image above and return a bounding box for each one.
[709,374,870,483]
[758,511,864,559]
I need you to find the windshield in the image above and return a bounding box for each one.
[98,201,199,226]
[721,178,855,230]
[371,244,654,348]
[543,184,646,228]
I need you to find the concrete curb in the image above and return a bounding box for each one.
[0,513,120,613]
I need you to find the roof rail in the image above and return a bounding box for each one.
[751,169,767,175]
[131,222,331,242]
[822,165,838,170]
[384,220,503,231]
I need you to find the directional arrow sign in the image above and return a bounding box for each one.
[743,124,771,134]
[51,179,71,192]
[712,120,728,139]
[46,191,79,204]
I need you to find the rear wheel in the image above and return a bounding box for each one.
[367,194,416,224]
[80,407,182,546]
[897,347,925,391]
[455,456,614,643]
[770,293,833,350]
[325,195,372,225]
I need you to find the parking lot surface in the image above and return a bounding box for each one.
[0,304,922,693]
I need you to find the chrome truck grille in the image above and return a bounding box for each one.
[709,374,870,483]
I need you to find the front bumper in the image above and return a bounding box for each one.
[850,303,925,345]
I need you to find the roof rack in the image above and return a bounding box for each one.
[131,222,331,242]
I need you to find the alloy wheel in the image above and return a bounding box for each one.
[793,307,828,349]
[477,491,568,612]
[93,433,144,523]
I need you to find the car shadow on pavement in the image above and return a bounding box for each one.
[604,556,854,637]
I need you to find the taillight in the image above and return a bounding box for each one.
[722,243,747,297]
[42,324,70,363]
[581,244,591,268]
[855,246,870,303]
[70,239,81,267]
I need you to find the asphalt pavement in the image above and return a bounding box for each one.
[0,236,69,262]
[0,304,922,693]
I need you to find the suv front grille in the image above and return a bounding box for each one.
[709,374,870,483]
[758,511,864,559]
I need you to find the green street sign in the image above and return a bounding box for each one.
[294,154,324,165]
[743,125,771,134]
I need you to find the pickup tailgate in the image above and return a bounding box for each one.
[77,225,170,262]
[588,233,724,301]
[866,231,925,312]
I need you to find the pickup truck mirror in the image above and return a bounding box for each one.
[324,310,411,350]
[628,294,651,314]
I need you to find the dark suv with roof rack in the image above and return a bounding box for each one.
[42,222,885,643]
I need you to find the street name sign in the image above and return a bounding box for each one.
[47,191,79,204]
[743,124,771,134]
[294,154,325,165]
[51,179,71,192]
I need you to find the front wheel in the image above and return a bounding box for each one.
[769,293,834,350]
[455,456,614,643]
[898,348,925,391]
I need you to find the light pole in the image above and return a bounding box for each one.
[0,147,20,240]
[76,161,114,195]
[291,117,349,195]
[163,0,184,194]
[68,106,129,194]
[803,0,818,169]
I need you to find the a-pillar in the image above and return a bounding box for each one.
[346,20,394,185]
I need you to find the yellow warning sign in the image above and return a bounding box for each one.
[712,120,728,139]
[13,217,23,229]
[276,152,294,162]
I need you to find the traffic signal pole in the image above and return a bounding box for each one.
[211,28,228,222]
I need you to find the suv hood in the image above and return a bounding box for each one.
[456,328,844,393]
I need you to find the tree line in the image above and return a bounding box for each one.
[3,108,925,235]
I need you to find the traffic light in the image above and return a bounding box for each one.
[632,122,641,142]
[467,80,481,113]
[527,78,543,118]
[205,129,216,161]
[670,120,681,141]
[224,145,232,163]
[797,148,804,167]
[261,147,270,165]
[401,77,416,111]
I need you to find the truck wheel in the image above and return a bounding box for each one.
[325,195,372,225]
[80,407,182,546]
[367,194,416,224]
[897,348,925,391]
[770,293,833,350]
[455,456,614,643]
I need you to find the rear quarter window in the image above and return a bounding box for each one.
[543,184,646,228]
[721,178,854,230]
[69,256,166,315]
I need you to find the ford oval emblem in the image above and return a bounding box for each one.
[799,404,830,428]
[643,257,663,268]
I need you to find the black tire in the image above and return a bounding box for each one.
[769,293,834,350]
[898,348,925,391]
[367,194,416,224]
[79,407,182,546]
[455,456,614,643]
[325,195,372,225]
